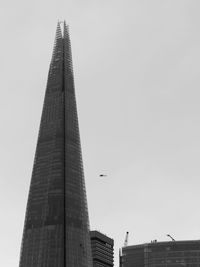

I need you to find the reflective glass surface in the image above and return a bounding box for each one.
[19,23,93,267]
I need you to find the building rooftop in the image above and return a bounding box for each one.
[123,239,200,249]
[90,230,114,246]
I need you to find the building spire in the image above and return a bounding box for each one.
[49,22,62,67]
[19,23,93,267]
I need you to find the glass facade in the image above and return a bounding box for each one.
[19,22,93,267]
[120,241,200,267]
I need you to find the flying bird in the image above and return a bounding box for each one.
[99,174,107,177]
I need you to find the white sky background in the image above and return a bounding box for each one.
[1,0,200,266]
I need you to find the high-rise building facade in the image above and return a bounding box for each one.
[90,230,114,267]
[19,22,93,267]
[120,240,200,267]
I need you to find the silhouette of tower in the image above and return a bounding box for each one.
[19,22,93,267]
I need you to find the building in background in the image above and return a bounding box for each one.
[19,22,93,267]
[90,230,114,267]
[120,240,200,267]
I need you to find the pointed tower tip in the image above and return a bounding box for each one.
[57,20,69,37]
[50,21,63,65]
[55,21,62,39]
[63,21,70,37]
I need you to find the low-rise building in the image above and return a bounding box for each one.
[120,240,200,266]
[90,230,114,267]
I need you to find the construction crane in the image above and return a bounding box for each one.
[167,234,175,241]
[124,231,129,247]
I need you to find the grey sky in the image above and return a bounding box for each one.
[1,0,200,266]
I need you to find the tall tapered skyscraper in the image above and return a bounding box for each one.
[19,22,93,267]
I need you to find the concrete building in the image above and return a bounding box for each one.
[120,240,200,267]
[90,231,114,267]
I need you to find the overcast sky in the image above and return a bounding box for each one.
[1,0,200,266]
